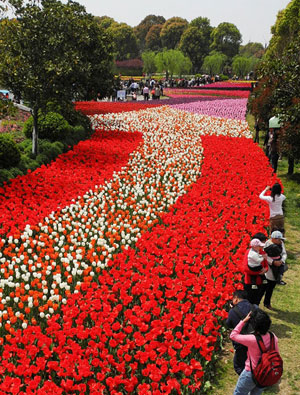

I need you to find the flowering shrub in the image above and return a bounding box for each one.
[0,135,278,393]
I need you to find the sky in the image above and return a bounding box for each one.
[74,0,291,46]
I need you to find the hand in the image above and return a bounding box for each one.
[273,260,282,267]
[265,186,271,190]
[243,312,252,323]
[260,267,267,274]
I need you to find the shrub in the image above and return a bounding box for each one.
[23,112,72,141]
[0,168,13,184]
[36,153,50,166]
[0,134,21,168]
[40,112,72,141]
[23,116,34,139]
[10,167,23,178]
[0,98,17,118]
[219,74,229,81]
[18,155,39,172]
[39,140,64,162]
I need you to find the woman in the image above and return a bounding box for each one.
[230,309,279,395]
[243,239,268,306]
[259,183,286,235]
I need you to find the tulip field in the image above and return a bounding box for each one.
[0,93,281,393]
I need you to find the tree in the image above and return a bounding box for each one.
[239,42,265,58]
[267,0,300,57]
[107,22,139,61]
[145,24,163,51]
[141,51,157,76]
[160,17,188,49]
[232,56,252,78]
[210,22,242,58]
[0,0,114,155]
[179,17,213,73]
[94,15,115,29]
[202,52,227,75]
[155,49,191,79]
[134,14,166,51]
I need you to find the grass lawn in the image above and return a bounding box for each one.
[209,115,300,395]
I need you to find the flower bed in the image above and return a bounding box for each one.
[0,135,276,393]
[170,98,248,120]
[197,82,252,89]
[165,88,250,99]
[0,94,281,393]
[91,106,252,139]
[0,130,142,237]
[74,101,162,116]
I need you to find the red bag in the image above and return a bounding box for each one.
[250,332,283,388]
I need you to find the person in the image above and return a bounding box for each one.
[243,239,268,305]
[143,85,149,101]
[263,231,287,310]
[252,232,267,243]
[226,290,258,375]
[269,129,280,172]
[259,184,286,235]
[155,85,161,100]
[254,119,260,143]
[230,308,279,395]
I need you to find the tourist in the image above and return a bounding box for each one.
[262,231,287,310]
[155,85,161,100]
[230,308,279,395]
[259,183,286,235]
[226,290,258,375]
[243,239,268,305]
[143,85,149,101]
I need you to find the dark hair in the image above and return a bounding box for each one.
[252,232,268,242]
[252,308,271,335]
[233,290,248,300]
[271,183,282,202]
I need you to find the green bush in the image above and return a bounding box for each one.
[0,134,21,168]
[23,112,72,141]
[36,153,50,166]
[10,167,23,178]
[0,98,17,118]
[23,117,34,139]
[40,112,72,141]
[39,140,64,161]
[18,155,39,172]
[219,74,230,81]
[0,168,13,184]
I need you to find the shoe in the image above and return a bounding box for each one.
[264,305,273,310]
[279,280,287,285]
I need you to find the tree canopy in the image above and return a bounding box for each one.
[239,42,265,58]
[210,22,242,58]
[107,22,139,60]
[155,49,191,78]
[267,0,300,57]
[160,17,188,50]
[145,24,163,51]
[179,17,213,73]
[202,52,227,75]
[141,51,157,76]
[134,14,166,50]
